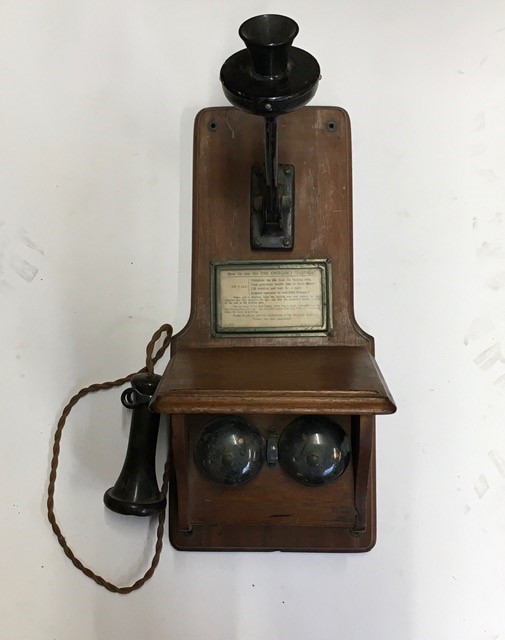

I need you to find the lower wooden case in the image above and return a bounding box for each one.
[168,413,376,552]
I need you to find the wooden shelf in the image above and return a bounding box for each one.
[152,346,396,415]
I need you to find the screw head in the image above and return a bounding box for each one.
[283,237,291,247]
[307,454,321,467]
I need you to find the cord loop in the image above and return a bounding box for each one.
[47,325,173,594]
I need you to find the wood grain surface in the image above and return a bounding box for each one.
[154,107,394,552]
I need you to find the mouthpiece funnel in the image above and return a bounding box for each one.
[239,14,299,77]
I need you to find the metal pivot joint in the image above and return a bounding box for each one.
[220,14,320,250]
[266,428,279,466]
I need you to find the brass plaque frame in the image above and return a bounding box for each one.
[211,259,332,336]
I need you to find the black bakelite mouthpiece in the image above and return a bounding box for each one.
[220,14,320,116]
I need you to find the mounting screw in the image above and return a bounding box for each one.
[207,120,218,132]
[284,166,292,175]
[283,237,291,247]
[326,120,336,132]
[254,239,263,247]
[265,103,272,111]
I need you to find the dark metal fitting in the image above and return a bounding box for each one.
[266,428,279,466]
[121,388,152,409]
[121,372,161,409]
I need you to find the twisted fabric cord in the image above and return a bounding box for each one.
[47,324,173,594]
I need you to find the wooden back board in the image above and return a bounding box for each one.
[173,106,373,353]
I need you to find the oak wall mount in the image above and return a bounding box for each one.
[147,14,396,552]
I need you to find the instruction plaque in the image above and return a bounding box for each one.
[211,260,332,335]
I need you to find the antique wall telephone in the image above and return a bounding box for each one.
[48,15,396,593]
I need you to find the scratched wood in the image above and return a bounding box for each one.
[157,107,394,552]
[170,414,191,532]
[168,413,377,550]
[152,346,395,415]
[187,414,355,528]
[352,414,375,533]
[171,106,373,353]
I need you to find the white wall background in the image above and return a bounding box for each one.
[1,1,504,638]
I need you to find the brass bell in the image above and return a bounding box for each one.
[278,416,351,486]
[194,416,264,485]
